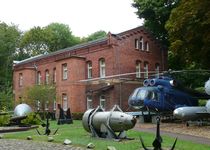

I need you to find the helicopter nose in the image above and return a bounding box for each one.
[129,99,144,109]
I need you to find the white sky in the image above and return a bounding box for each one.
[0,0,143,37]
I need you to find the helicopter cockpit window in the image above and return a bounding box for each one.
[136,89,158,101]
[136,89,148,100]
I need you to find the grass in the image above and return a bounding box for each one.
[3,120,210,150]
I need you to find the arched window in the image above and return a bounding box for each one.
[99,58,105,78]
[136,61,141,78]
[139,37,144,50]
[87,61,92,79]
[37,71,41,85]
[45,69,49,84]
[155,63,160,77]
[19,73,23,87]
[144,41,149,51]
[62,93,68,111]
[135,39,139,49]
[62,63,68,80]
[144,62,149,79]
[53,68,56,83]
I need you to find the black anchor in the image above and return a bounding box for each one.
[140,116,177,150]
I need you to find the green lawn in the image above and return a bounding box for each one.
[3,120,210,150]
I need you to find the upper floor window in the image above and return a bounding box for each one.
[144,62,149,79]
[99,58,105,78]
[135,39,139,49]
[145,41,149,51]
[87,95,93,110]
[139,37,144,50]
[100,95,106,109]
[155,63,160,77]
[62,63,68,80]
[19,73,23,87]
[53,68,56,83]
[62,93,68,111]
[136,61,141,78]
[37,71,41,85]
[87,61,92,79]
[45,69,49,84]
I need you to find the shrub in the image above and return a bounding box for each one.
[21,112,42,125]
[0,114,10,126]
[72,112,84,120]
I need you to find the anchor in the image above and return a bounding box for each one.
[140,116,177,150]
[36,112,59,136]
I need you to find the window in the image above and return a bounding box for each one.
[53,68,56,83]
[62,93,68,111]
[62,63,68,80]
[145,41,149,51]
[87,95,92,110]
[99,58,105,78]
[100,95,106,109]
[53,100,56,111]
[37,71,41,85]
[139,37,144,50]
[144,62,149,78]
[45,101,49,111]
[135,39,139,49]
[87,61,92,79]
[155,63,160,77]
[19,73,23,87]
[136,61,141,78]
[45,69,49,84]
[37,100,40,111]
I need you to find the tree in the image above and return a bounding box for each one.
[24,84,56,112]
[166,0,210,69]
[0,21,21,89]
[19,26,48,57]
[44,23,80,52]
[84,30,107,42]
[132,0,179,46]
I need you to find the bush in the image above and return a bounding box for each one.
[0,114,10,126]
[21,112,42,125]
[72,112,84,120]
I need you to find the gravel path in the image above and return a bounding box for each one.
[0,139,86,150]
[134,123,210,146]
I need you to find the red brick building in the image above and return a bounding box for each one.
[13,26,167,113]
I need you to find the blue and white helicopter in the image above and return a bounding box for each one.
[128,75,210,113]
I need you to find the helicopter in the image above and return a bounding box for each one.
[128,75,210,114]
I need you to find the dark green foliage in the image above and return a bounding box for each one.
[166,0,210,69]
[132,0,179,47]
[72,112,84,120]
[0,115,10,126]
[21,112,41,125]
[84,30,107,42]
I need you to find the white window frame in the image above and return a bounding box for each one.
[37,71,41,85]
[45,101,49,111]
[144,63,149,79]
[99,59,105,78]
[62,63,68,80]
[87,95,93,110]
[53,100,56,111]
[100,95,106,109]
[62,93,68,111]
[135,39,139,49]
[53,68,56,83]
[136,61,141,78]
[155,64,160,77]
[19,73,23,87]
[145,41,149,51]
[87,61,92,79]
[140,37,144,50]
[45,70,49,84]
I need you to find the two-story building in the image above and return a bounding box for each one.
[13,26,167,113]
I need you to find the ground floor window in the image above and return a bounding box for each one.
[87,95,92,110]
[62,93,68,111]
[100,95,106,109]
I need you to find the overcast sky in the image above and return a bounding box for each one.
[0,0,143,37]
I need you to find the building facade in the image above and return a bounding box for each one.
[13,26,167,113]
